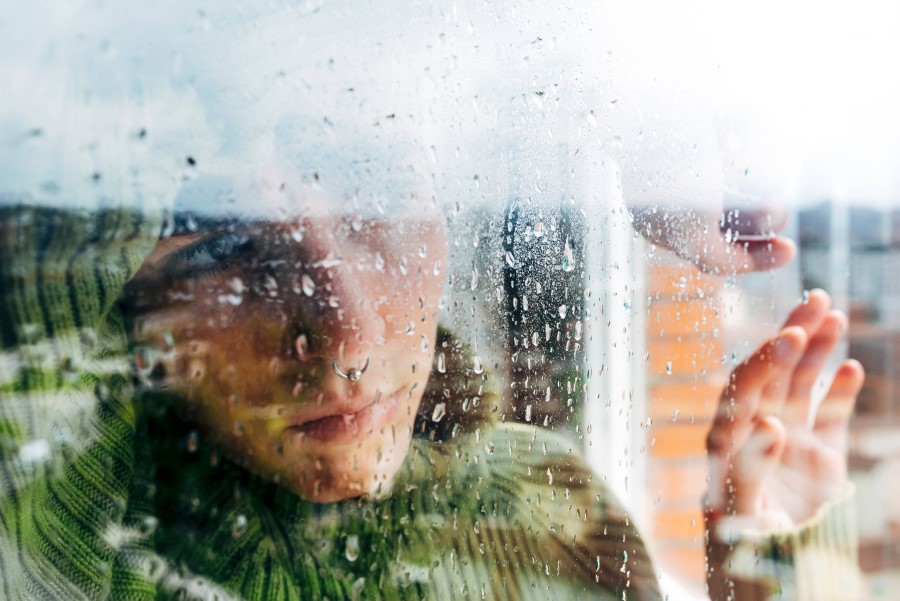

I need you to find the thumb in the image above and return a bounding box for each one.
[730,416,786,515]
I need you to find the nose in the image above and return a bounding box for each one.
[321,270,388,368]
[282,224,388,371]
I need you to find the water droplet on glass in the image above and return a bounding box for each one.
[231,514,248,538]
[399,257,408,276]
[289,222,304,242]
[470,268,479,290]
[531,332,539,346]
[437,352,446,374]
[472,355,483,374]
[723,228,734,244]
[533,221,544,238]
[574,321,583,341]
[802,290,810,304]
[295,335,308,360]
[374,252,385,272]
[665,361,673,375]
[421,335,429,353]
[562,237,574,272]
[587,110,598,128]
[505,251,518,268]
[328,296,340,308]
[186,430,199,453]
[525,404,533,422]
[558,305,567,319]
[344,534,359,562]
[301,274,315,297]
[431,402,447,423]
[140,516,159,537]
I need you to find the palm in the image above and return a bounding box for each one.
[705,289,864,531]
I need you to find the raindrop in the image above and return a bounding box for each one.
[505,251,517,268]
[470,267,479,290]
[399,257,408,276]
[231,514,248,538]
[437,352,446,374]
[472,355,484,374]
[374,252,385,272]
[295,335,308,360]
[533,222,544,238]
[421,335,429,353]
[139,516,159,537]
[289,222,304,242]
[301,274,315,297]
[344,535,360,561]
[186,430,199,453]
[217,293,243,306]
[525,404,533,422]
[574,321,583,341]
[531,332,539,346]
[562,237,574,272]
[558,305,567,319]
[431,402,447,423]
[665,361,673,375]
[227,277,245,294]
[802,290,810,304]
[327,296,340,308]
[723,228,734,244]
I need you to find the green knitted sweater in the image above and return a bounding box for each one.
[0,205,860,600]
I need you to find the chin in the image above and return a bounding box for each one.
[279,428,414,503]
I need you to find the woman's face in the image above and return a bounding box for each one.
[128,208,447,503]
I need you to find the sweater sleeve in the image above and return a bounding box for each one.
[0,206,162,600]
[705,485,861,601]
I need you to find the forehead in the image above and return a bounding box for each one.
[173,153,434,224]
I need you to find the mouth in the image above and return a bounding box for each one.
[284,390,402,445]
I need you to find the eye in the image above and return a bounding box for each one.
[166,232,252,280]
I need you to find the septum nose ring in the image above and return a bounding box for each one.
[332,357,370,382]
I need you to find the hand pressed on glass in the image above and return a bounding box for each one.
[631,205,796,275]
[704,289,864,532]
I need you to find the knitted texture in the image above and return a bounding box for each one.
[706,486,861,601]
[0,205,860,600]
[0,205,162,601]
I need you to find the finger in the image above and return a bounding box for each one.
[707,326,807,455]
[744,237,797,273]
[780,289,831,332]
[758,290,831,415]
[813,359,864,435]
[730,416,787,515]
[781,311,848,426]
[687,230,795,275]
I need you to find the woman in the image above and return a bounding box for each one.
[0,2,863,598]
[0,171,863,600]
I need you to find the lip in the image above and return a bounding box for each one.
[285,390,402,445]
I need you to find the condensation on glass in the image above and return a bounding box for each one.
[1,1,898,600]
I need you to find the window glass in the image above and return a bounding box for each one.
[2,1,898,600]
